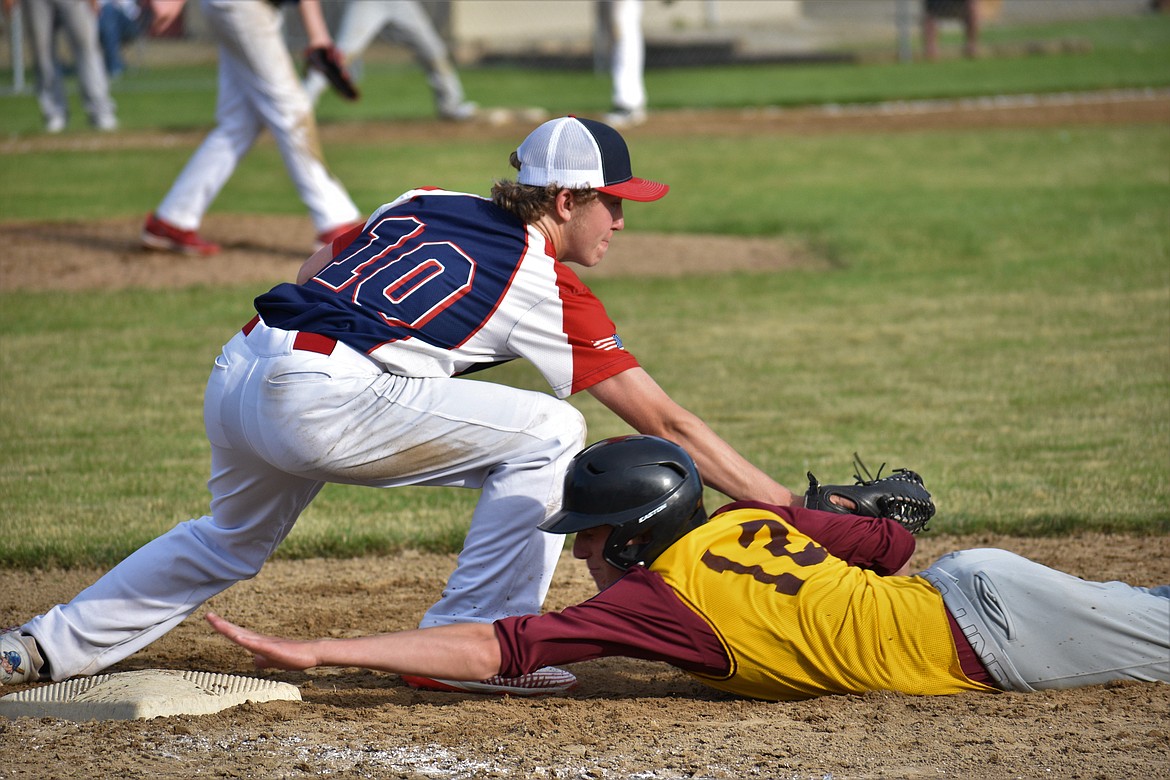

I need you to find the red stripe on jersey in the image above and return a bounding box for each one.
[330,223,367,255]
[551,260,639,394]
[450,226,529,350]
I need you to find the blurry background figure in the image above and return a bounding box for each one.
[922,0,980,60]
[595,0,646,126]
[97,0,147,79]
[303,0,476,121]
[4,0,118,132]
[141,0,363,257]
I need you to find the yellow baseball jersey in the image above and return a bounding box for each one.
[649,507,994,701]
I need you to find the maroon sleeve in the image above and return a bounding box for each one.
[711,501,915,576]
[493,567,730,679]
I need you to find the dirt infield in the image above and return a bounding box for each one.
[1,535,1168,780]
[2,93,1168,779]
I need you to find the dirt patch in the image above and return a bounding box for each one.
[0,216,824,293]
[2,94,1168,779]
[0,534,1167,780]
[3,91,1164,294]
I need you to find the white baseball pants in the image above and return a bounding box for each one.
[598,0,646,113]
[155,0,359,234]
[304,0,467,116]
[26,319,585,680]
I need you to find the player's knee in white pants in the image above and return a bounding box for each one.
[420,397,586,627]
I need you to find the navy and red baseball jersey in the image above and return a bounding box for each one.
[255,188,638,397]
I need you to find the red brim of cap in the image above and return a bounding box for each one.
[597,177,670,202]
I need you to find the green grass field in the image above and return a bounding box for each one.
[1,15,1169,135]
[1,15,1167,567]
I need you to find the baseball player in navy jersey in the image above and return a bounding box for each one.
[202,436,1170,701]
[1,116,806,696]
[140,0,363,256]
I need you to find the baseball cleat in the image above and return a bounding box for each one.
[604,107,647,128]
[0,627,43,686]
[401,666,577,696]
[315,220,366,250]
[438,101,479,122]
[141,214,222,256]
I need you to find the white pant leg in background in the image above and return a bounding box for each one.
[27,321,584,679]
[157,0,359,233]
[922,549,1170,692]
[155,50,263,231]
[53,0,116,126]
[305,0,467,116]
[23,0,67,126]
[305,0,387,104]
[604,0,645,113]
[382,0,467,116]
[24,0,116,128]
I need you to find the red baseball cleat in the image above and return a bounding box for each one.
[141,214,221,256]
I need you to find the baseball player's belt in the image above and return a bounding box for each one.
[242,314,337,356]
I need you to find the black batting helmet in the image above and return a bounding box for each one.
[539,435,707,570]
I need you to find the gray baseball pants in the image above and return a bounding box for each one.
[922,548,1169,692]
[22,0,117,128]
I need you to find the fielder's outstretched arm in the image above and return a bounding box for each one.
[297,242,338,284]
[206,612,502,680]
[587,368,800,507]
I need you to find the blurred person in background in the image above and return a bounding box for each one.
[596,0,646,127]
[4,0,119,132]
[141,0,363,257]
[97,0,147,79]
[922,0,980,60]
[303,0,476,122]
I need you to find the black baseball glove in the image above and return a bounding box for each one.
[305,45,360,101]
[804,454,935,533]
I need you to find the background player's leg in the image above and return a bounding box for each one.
[305,0,388,104]
[56,0,117,129]
[23,0,69,131]
[386,0,473,119]
[154,30,262,229]
[210,0,360,234]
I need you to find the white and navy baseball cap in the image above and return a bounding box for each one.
[515,116,669,202]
